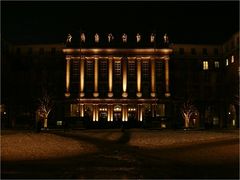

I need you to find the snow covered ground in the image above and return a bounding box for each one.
[1,129,239,161]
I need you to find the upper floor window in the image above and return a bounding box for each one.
[179,48,184,55]
[231,55,234,63]
[99,60,107,80]
[51,48,56,55]
[16,48,21,55]
[203,61,208,70]
[39,48,44,55]
[114,61,121,80]
[214,48,219,56]
[191,48,196,55]
[86,60,93,80]
[214,61,219,68]
[128,60,136,80]
[28,48,32,55]
[142,61,149,80]
[226,59,229,66]
[202,48,208,55]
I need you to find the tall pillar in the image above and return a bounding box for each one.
[136,58,142,97]
[65,56,71,97]
[122,104,128,121]
[79,104,84,117]
[93,57,99,97]
[151,57,156,97]
[79,58,85,97]
[108,57,113,97]
[93,104,99,121]
[107,104,113,121]
[137,104,143,121]
[164,56,171,97]
[122,58,128,97]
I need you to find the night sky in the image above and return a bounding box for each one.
[2,1,239,44]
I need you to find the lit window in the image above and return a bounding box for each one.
[226,59,229,66]
[203,61,208,70]
[214,61,219,68]
[231,55,234,63]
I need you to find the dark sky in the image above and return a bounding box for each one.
[2,1,239,44]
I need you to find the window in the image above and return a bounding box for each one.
[114,61,121,80]
[16,48,21,55]
[203,61,208,70]
[231,55,234,63]
[99,60,107,80]
[214,48,219,55]
[128,60,136,80]
[142,61,149,80]
[202,48,208,55]
[191,48,196,55]
[39,48,44,55]
[70,104,79,117]
[214,61,219,68]
[28,48,32,55]
[226,59,229,66]
[179,48,184,55]
[51,48,56,55]
[86,60,93,80]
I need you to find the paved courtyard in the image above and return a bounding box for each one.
[1,129,239,179]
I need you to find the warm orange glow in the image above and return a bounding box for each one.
[137,58,142,97]
[122,59,128,97]
[80,104,84,117]
[80,59,85,97]
[94,58,99,97]
[151,58,156,97]
[164,56,171,97]
[122,104,128,121]
[108,57,113,97]
[65,57,70,97]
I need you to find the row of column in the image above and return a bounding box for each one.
[80,104,143,122]
[65,56,171,98]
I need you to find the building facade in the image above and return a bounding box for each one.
[2,32,239,129]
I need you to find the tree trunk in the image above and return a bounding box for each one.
[44,117,48,128]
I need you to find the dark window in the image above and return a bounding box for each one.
[202,48,208,55]
[39,48,44,55]
[86,60,93,80]
[114,61,121,80]
[191,48,196,55]
[51,48,56,55]
[16,48,21,55]
[28,48,32,55]
[179,48,184,55]
[214,48,219,55]
[128,60,136,80]
[225,45,229,52]
[99,60,107,80]
[142,61,149,81]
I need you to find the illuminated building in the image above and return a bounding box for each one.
[2,32,239,128]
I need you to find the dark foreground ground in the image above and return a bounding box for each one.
[1,129,239,179]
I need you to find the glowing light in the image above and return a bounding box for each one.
[226,59,229,66]
[66,34,72,43]
[95,33,99,43]
[80,33,86,42]
[203,61,208,70]
[233,119,235,126]
[108,33,114,43]
[122,33,127,43]
[136,33,141,43]
[150,33,155,43]
[231,55,234,63]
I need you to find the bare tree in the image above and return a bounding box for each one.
[38,91,53,129]
[181,99,198,128]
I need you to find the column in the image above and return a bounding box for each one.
[93,104,99,121]
[93,57,99,97]
[79,58,85,97]
[108,57,113,97]
[122,104,128,121]
[79,104,84,117]
[164,56,171,97]
[136,58,142,97]
[137,104,143,121]
[107,104,113,121]
[65,56,71,97]
[122,58,128,97]
[151,57,156,97]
